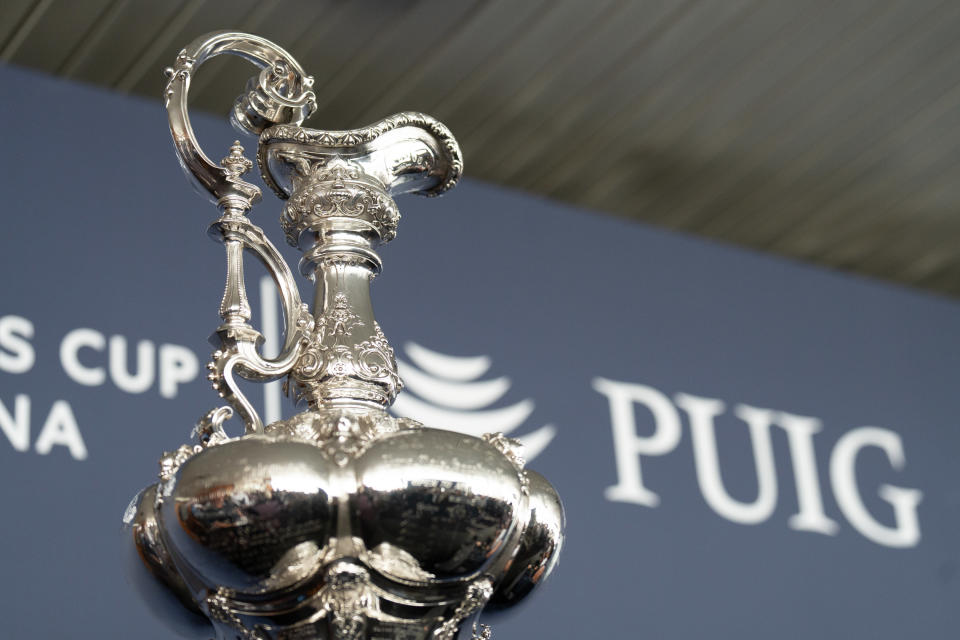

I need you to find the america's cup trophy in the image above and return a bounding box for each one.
[123,32,564,640]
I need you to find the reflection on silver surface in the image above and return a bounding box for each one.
[124,31,563,640]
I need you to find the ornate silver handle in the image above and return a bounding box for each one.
[164,32,317,434]
[206,207,313,434]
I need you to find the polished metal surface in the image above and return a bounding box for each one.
[5,0,960,296]
[124,31,563,640]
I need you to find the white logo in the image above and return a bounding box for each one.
[391,342,556,461]
[595,377,923,548]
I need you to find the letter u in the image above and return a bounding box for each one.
[675,393,777,526]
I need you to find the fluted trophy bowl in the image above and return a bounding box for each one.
[129,408,561,638]
[125,31,563,640]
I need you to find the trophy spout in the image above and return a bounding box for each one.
[258,111,463,207]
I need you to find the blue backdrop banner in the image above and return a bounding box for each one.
[0,64,958,639]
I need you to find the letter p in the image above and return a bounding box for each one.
[158,344,199,399]
[593,377,682,507]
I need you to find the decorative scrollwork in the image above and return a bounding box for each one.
[290,291,402,408]
[162,49,195,108]
[482,432,526,469]
[280,157,401,246]
[266,408,410,466]
[203,210,314,434]
[158,406,234,481]
[191,406,233,446]
[433,578,494,640]
[158,443,200,483]
[319,562,376,640]
[483,432,529,495]
[205,589,270,640]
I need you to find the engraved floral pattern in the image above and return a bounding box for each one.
[279,157,400,246]
[290,291,402,408]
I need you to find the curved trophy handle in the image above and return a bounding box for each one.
[207,213,314,434]
[164,31,316,208]
[207,216,313,434]
[162,32,317,434]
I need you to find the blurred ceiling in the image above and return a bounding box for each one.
[4,0,960,296]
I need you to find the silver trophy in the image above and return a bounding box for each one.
[123,32,563,640]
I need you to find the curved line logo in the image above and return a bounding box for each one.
[390,342,557,461]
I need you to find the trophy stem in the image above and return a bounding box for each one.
[286,239,402,410]
[311,257,377,323]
